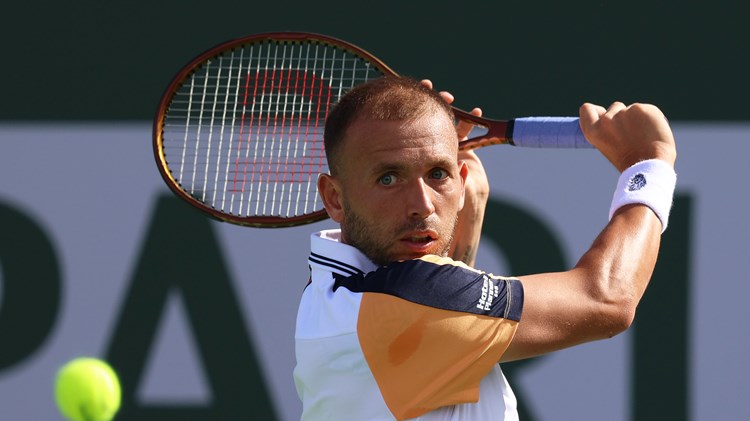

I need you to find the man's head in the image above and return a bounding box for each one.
[318,77,468,265]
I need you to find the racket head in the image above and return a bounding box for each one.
[153,32,397,227]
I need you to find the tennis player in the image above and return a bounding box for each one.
[294,76,677,420]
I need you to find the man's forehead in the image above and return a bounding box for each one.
[342,113,458,153]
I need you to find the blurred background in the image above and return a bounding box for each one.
[1,1,748,420]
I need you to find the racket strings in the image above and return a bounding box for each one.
[161,39,384,219]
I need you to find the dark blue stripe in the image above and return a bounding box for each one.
[333,258,523,321]
[506,278,524,322]
[308,253,362,276]
[310,252,364,274]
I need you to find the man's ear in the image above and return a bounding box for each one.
[318,173,345,223]
[458,160,468,211]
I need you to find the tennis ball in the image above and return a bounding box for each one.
[54,357,121,421]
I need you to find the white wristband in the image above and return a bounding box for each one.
[609,159,677,233]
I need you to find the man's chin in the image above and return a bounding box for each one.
[388,247,446,263]
[353,239,448,266]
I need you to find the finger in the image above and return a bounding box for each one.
[604,101,627,118]
[456,107,482,140]
[579,102,606,128]
[439,91,454,105]
[421,79,454,104]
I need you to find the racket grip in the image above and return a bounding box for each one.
[511,117,592,149]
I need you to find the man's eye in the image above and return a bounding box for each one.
[379,174,396,186]
[430,169,448,179]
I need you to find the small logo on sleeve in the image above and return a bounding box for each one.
[477,275,500,311]
[628,173,647,191]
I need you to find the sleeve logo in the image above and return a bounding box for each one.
[477,275,500,311]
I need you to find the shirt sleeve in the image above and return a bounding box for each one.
[333,255,523,420]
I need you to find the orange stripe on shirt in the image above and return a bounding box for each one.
[357,293,519,420]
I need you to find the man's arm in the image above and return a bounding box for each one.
[450,149,489,266]
[502,102,677,362]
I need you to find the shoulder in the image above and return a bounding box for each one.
[334,255,523,321]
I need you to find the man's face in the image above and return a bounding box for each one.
[326,110,467,265]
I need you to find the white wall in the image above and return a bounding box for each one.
[0,123,747,420]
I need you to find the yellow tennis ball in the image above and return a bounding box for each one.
[54,358,121,421]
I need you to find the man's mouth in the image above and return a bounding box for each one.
[406,234,434,243]
[401,230,438,245]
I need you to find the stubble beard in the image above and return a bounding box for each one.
[341,205,458,266]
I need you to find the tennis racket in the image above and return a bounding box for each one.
[153,32,591,228]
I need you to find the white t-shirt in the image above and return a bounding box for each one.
[294,229,524,420]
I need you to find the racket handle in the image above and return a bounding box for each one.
[511,117,592,149]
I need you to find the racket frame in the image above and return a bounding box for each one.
[153,32,401,227]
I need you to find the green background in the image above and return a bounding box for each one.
[4,0,748,121]
[0,2,745,420]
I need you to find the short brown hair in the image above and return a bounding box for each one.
[324,76,455,175]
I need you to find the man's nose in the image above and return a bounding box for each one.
[407,178,436,219]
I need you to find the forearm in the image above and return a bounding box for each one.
[575,204,663,328]
[450,150,489,267]
[502,205,662,361]
[450,200,486,266]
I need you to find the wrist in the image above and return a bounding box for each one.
[609,159,677,233]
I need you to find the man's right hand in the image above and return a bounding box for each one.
[579,102,677,172]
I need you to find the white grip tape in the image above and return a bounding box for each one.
[609,159,677,233]
[512,117,592,148]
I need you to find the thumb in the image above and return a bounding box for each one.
[457,107,482,140]
[578,103,606,141]
[579,103,606,128]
